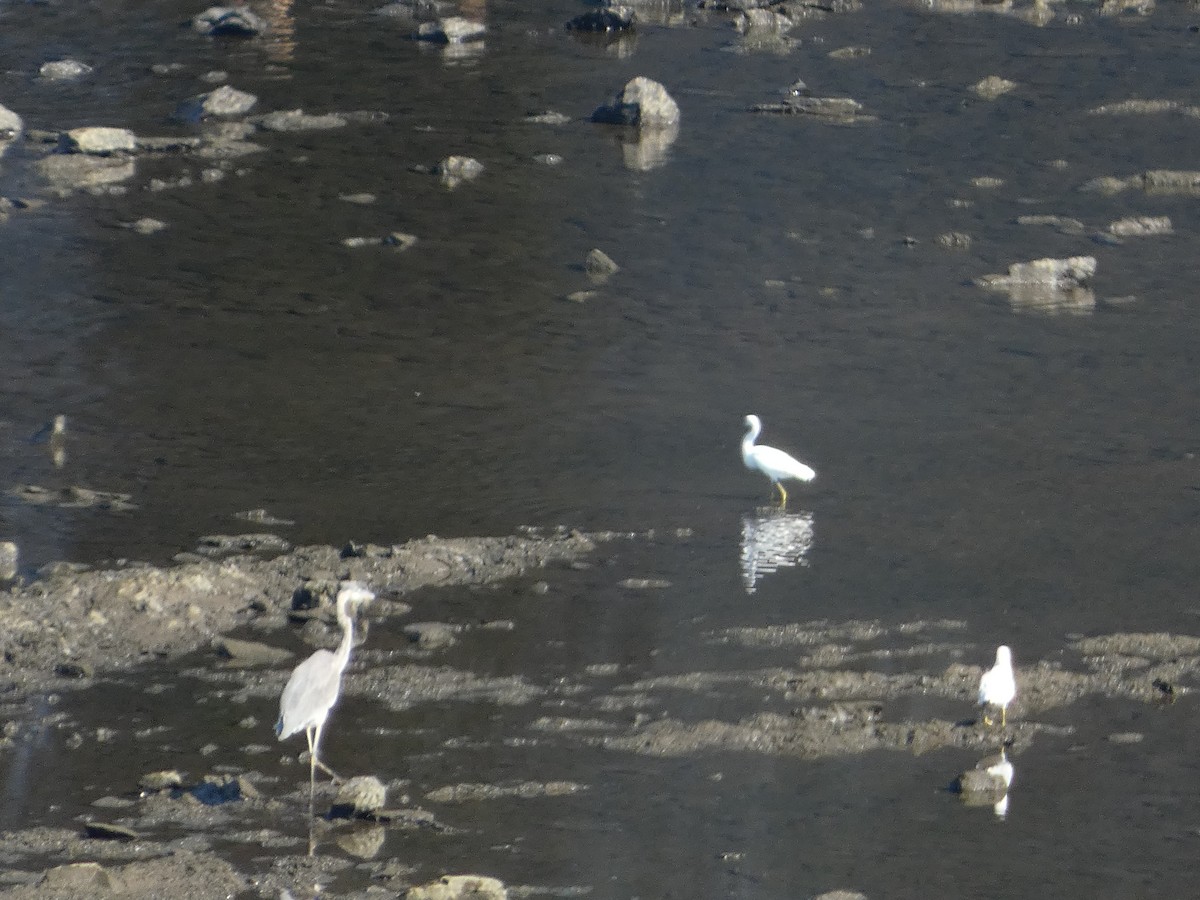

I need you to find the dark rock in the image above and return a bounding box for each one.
[83,821,139,842]
[566,7,636,31]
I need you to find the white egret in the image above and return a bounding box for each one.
[741,414,816,506]
[978,645,1016,727]
[277,581,374,809]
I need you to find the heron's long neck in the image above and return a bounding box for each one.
[333,607,355,670]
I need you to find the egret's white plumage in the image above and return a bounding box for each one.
[277,581,374,806]
[978,645,1016,727]
[742,414,816,505]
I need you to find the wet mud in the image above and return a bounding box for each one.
[1,534,1196,897]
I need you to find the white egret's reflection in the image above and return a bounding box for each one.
[740,508,814,594]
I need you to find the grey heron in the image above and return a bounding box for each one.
[276,581,374,809]
[742,414,816,506]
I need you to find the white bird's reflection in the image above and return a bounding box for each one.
[740,508,814,594]
[964,748,1014,819]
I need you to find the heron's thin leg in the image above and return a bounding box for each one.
[1001,706,1007,727]
[306,725,318,817]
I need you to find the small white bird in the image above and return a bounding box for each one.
[978,645,1016,727]
[742,414,816,506]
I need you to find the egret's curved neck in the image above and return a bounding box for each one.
[743,418,761,448]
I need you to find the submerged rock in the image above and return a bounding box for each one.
[566,7,636,31]
[35,155,137,191]
[416,16,486,43]
[585,248,620,277]
[407,874,508,900]
[39,59,93,81]
[59,126,137,155]
[592,76,680,128]
[192,5,268,35]
[252,109,348,132]
[174,84,258,122]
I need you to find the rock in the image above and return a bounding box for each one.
[524,111,571,126]
[39,59,93,80]
[1108,215,1172,236]
[343,231,418,250]
[252,109,348,132]
[60,126,137,155]
[436,155,484,186]
[585,248,620,277]
[192,5,268,35]
[750,96,871,123]
[332,775,388,817]
[55,661,93,679]
[83,821,140,841]
[174,84,258,123]
[972,75,1016,99]
[735,8,793,33]
[214,637,293,667]
[0,541,17,580]
[403,621,460,649]
[140,769,186,791]
[43,861,124,892]
[126,217,168,235]
[812,893,868,900]
[979,256,1096,288]
[417,16,486,43]
[406,874,508,900]
[593,76,679,128]
[955,767,1007,798]
[936,231,971,249]
[35,154,136,191]
[566,7,636,31]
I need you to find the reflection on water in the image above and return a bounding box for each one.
[740,507,814,594]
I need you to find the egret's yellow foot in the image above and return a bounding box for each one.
[983,711,994,727]
[1001,708,1007,727]
[775,483,789,506]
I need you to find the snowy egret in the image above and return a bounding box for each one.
[978,645,1016,727]
[741,414,816,506]
[277,581,374,809]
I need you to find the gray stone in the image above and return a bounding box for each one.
[35,154,136,190]
[43,862,124,892]
[0,541,17,580]
[417,16,486,43]
[192,5,268,35]
[406,874,508,900]
[253,109,348,132]
[585,248,620,277]
[60,126,137,155]
[436,155,484,186]
[175,84,258,122]
[403,621,460,649]
[39,59,93,80]
[214,637,292,667]
[592,76,680,128]
[333,775,387,816]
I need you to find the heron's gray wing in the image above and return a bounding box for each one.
[277,648,342,739]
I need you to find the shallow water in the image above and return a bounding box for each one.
[2,0,1200,895]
